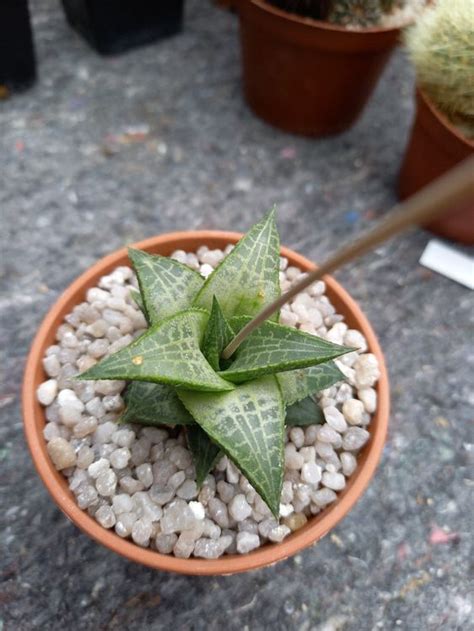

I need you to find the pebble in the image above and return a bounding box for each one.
[37,252,380,559]
[37,379,59,405]
[324,406,348,432]
[228,494,252,522]
[342,427,370,451]
[342,399,365,425]
[110,447,131,470]
[156,533,178,554]
[95,505,116,528]
[131,518,152,547]
[358,387,377,414]
[96,469,117,496]
[301,462,322,485]
[268,525,291,543]
[161,499,197,534]
[322,471,346,491]
[236,532,260,554]
[47,437,76,470]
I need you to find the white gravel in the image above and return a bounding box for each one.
[36,246,380,558]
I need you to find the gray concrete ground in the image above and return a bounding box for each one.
[1,1,472,629]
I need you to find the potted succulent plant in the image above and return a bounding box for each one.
[237,0,426,135]
[399,0,474,244]
[24,211,389,574]
[60,0,185,56]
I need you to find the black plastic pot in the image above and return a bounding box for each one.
[60,0,185,56]
[0,0,36,96]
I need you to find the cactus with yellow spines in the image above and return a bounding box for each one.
[404,0,474,137]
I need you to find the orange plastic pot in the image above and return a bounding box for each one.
[23,231,389,575]
[237,0,403,136]
[399,88,474,245]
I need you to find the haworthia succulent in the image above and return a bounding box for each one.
[120,381,194,426]
[285,396,324,426]
[277,361,345,406]
[79,309,234,392]
[201,297,234,372]
[192,209,281,321]
[186,424,221,488]
[178,376,285,517]
[128,248,204,325]
[220,316,351,383]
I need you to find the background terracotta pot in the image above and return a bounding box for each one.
[399,89,474,245]
[237,0,402,136]
[23,231,389,575]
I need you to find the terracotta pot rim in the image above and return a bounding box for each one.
[23,230,390,576]
[417,87,474,149]
[248,0,411,34]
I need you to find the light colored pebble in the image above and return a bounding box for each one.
[131,517,152,547]
[322,471,346,491]
[289,427,305,449]
[342,427,370,451]
[110,447,131,470]
[228,494,252,522]
[95,505,116,528]
[340,452,357,477]
[176,479,198,500]
[112,494,134,515]
[323,406,348,432]
[282,512,308,532]
[301,462,322,485]
[312,488,337,507]
[47,437,76,470]
[156,533,178,554]
[136,463,153,488]
[268,525,291,543]
[96,469,117,496]
[358,387,377,413]
[236,532,260,554]
[342,399,365,425]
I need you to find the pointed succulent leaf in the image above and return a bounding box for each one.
[79,309,234,392]
[130,288,149,323]
[120,381,194,426]
[201,296,234,372]
[277,361,345,406]
[193,209,281,320]
[128,248,204,325]
[220,316,351,383]
[186,424,221,488]
[178,376,285,517]
[285,396,324,426]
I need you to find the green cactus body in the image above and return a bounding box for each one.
[266,0,405,27]
[405,0,474,137]
[328,0,401,27]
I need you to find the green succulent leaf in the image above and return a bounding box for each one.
[178,376,285,517]
[285,396,324,426]
[277,361,345,406]
[79,309,234,392]
[128,248,204,325]
[130,288,149,323]
[186,425,221,488]
[201,297,234,372]
[120,381,194,426]
[193,209,281,321]
[219,316,351,383]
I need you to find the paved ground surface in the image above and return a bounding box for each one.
[1,1,473,629]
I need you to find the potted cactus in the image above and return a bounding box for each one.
[399,0,474,244]
[24,212,388,574]
[237,0,426,135]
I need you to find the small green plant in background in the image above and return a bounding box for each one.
[404,0,474,138]
[266,0,405,26]
[79,211,352,516]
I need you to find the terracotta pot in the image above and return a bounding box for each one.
[399,89,474,245]
[237,0,402,136]
[23,231,389,575]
